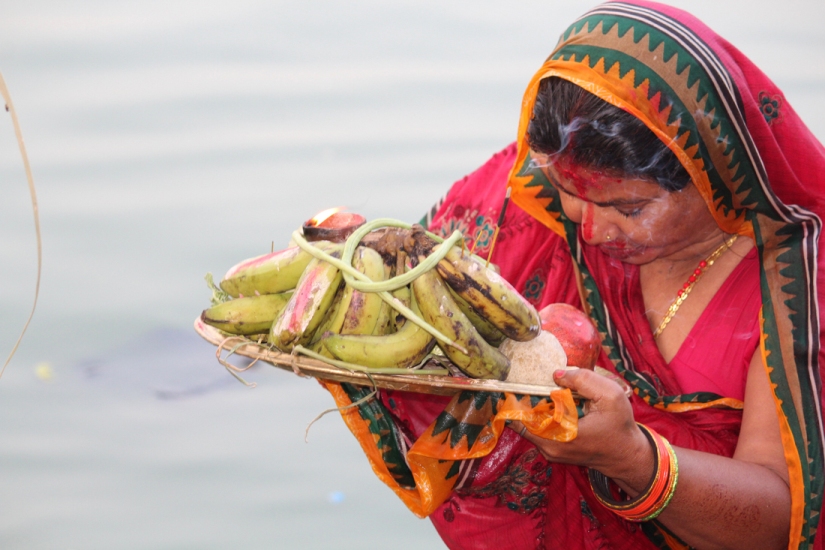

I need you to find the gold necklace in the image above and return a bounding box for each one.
[653,234,739,338]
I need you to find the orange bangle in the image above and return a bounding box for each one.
[588,424,678,522]
[635,438,679,522]
[589,424,662,513]
[624,427,672,519]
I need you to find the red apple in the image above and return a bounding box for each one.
[539,303,601,370]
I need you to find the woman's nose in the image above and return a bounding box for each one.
[580,203,612,244]
[559,196,613,243]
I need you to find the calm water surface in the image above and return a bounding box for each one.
[0,1,823,548]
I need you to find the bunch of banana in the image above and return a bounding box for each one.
[307,246,392,353]
[201,220,541,380]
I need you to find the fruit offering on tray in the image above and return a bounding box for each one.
[201,216,595,384]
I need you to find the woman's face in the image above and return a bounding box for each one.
[533,153,721,265]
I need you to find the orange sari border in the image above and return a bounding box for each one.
[324,381,578,518]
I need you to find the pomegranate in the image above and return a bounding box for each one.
[539,303,601,370]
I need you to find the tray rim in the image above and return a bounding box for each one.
[194,316,570,397]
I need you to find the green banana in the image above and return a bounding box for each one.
[321,295,436,369]
[370,257,397,336]
[435,245,541,342]
[339,247,387,335]
[447,287,506,346]
[308,246,387,347]
[371,299,394,336]
[389,254,412,331]
[389,285,411,331]
[412,267,510,380]
[200,292,293,335]
[308,286,347,348]
[269,249,344,352]
[220,241,335,298]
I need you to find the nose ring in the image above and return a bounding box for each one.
[606,234,611,241]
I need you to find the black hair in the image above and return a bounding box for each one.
[526,77,691,192]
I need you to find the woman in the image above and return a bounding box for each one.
[324,1,825,548]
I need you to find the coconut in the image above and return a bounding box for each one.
[500,331,576,386]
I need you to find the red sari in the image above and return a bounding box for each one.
[388,143,747,549]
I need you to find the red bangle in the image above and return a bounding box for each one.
[588,424,679,522]
[635,438,679,522]
[624,427,672,520]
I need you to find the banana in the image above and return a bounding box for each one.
[308,286,347,343]
[411,266,510,380]
[269,249,344,352]
[305,286,349,358]
[435,245,541,342]
[321,294,436,369]
[371,257,398,336]
[371,299,394,336]
[339,247,387,336]
[220,241,335,298]
[389,284,411,331]
[201,292,293,335]
[447,287,506,346]
[389,252,412,331]
[307,246,387,345]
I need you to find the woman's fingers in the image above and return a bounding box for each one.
[508,369,641,469]
[509,420,576,462]
[553,368,626,407]
[509,421,527,438]
[508,421,544,448]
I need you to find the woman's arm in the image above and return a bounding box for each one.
[512,351,790,550]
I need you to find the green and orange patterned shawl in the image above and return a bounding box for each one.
[507,1,825,547]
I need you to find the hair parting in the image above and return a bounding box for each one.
[527,77,691,192]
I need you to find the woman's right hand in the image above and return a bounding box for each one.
[511,368,655,494]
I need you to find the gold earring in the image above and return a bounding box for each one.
[606,234,611,241]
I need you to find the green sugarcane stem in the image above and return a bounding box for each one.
[291,229,469,354]
[342,218,487,271]
[341,220,461,292]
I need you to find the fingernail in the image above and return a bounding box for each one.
[554,370,565,379]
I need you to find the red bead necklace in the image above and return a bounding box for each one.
[653,234,739,338]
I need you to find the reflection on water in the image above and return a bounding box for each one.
[75,329,240,399]
[0,0,822,548]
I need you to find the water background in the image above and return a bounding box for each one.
[1,1,823,548]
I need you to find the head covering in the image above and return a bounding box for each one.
[508,1,825,546]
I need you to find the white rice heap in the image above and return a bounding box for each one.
[500,331,575,386]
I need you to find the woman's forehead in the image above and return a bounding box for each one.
[538,155,665,201]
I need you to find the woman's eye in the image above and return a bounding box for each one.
[617,207,643,218]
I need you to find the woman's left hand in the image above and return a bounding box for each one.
[510,368,653,490]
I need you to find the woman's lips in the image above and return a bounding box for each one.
[599,242,638,259]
